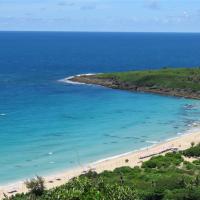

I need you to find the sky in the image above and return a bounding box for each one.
[0,0,200,32]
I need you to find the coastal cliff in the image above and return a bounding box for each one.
[69,68,200,99]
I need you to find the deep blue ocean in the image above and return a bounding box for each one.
[1,32,200,184]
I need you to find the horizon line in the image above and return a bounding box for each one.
[0,30,200,34]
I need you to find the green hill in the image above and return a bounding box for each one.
[70,67,200,99]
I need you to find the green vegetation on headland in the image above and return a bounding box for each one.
[70,67,200,99]
[6,144,200,200]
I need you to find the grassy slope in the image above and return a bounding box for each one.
[96,67,200,91]
[7,144,200,200]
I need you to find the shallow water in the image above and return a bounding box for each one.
[1,32,200,184]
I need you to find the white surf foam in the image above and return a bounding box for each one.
[0,113,6,116]
[58,76,86,85]
[92,150,135,165]
[146,140,159,144]
[58,73,101,85]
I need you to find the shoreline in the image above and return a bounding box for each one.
[63,73,200,100]
[1,128,200,199]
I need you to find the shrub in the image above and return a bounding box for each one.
[163,187,200,200]
[193,160,200,165]
[81,170,98,179]
[25,176,45,196]
[142,153,183,169]
[182,144,200,157]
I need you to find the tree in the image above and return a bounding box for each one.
[191,142,195,147]
[25,176,45,196]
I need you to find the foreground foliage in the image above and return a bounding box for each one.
[6,145,200,200]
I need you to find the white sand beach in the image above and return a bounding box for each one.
[1,130,200,199]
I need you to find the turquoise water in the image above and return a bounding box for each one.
[1,32,200,184]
